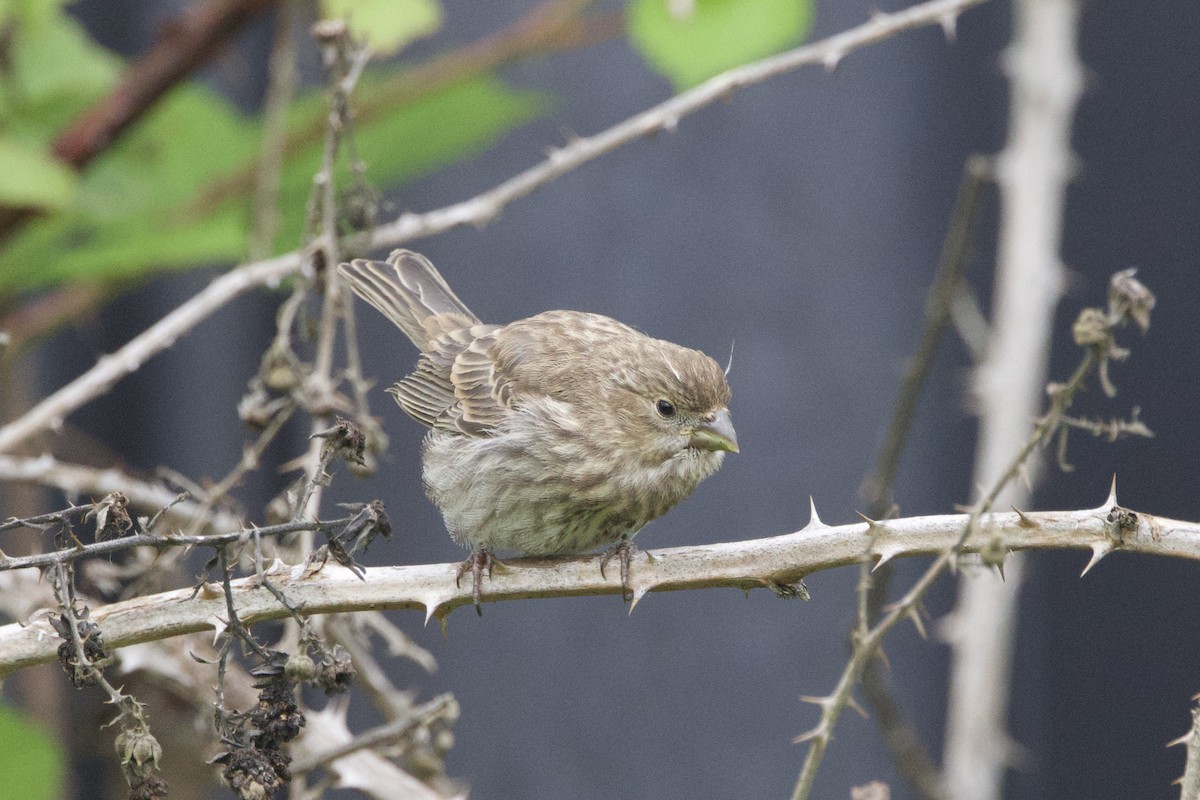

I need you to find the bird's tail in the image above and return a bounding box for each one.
[337,250,481,350]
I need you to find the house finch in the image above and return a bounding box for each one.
[337,250,737,610]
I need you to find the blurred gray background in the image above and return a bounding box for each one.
[45,0,1200,798]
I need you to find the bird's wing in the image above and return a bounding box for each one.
[388,324,512,435]
[446,332,514,437]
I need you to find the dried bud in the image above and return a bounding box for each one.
[1105,505,1139,543]
[333,499,392,559]
[284,652,317,683]
[128,773,168,800]
[979,536,1009,571]
[1072,308,1110,347]
[311,417,366,466]
[88,492,133,541]
[217,746,288,800]
[53,609,110,687]
[250,653,305,746]
[1108,269,1155,332]
[317,645,355,695]
[116,728,162,778]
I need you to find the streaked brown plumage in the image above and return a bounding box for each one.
[338,250,737,606]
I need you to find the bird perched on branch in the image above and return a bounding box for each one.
[338,250,738,612]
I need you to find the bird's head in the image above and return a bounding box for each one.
[604,340,738,467]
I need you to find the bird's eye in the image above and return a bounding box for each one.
[655,399,676,418]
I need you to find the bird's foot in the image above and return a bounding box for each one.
[599,537,636,602]
[455,549,496,616]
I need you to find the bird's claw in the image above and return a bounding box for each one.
[455,549,495,616]
[599,538,636,602]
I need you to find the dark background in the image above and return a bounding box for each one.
[39,0,1200,798]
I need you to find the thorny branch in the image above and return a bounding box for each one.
[1172,700,1200,800]
[0,498,1190,679]
[50,563,168,797]
[854,157,988,800]
[788,272,1156,800]
[0,512,366,573]
[0,0,990,458]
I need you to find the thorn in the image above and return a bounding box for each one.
[856,511,882,531]
[628,584,651,614]
[437,613,449,639]
[799,694,831,709]
[792,727,823,744]
[822,49,844,72]
[1166,730,1192,748]
[1012,506,1040,529]
[994,561,1006,581]
[872,547,899,572]
[875,645,891,672]
[1080,541,1112,577]
[846,693,869,719]
[1104,474,1119,509]
[939,12,958,42]
[905,606,928,639]
[803,497,826,530]
[423,603,437,627]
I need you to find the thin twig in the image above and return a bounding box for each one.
[0,515,354,572]
[290,694,455,775]
[369,0,989,249]
[1174,701,1200,800]
[790,342,1102,800]
[0,453,243,533]
[854,157,989,800]
[0,251,305,454]
[0,0,988,458]
[248,0,298,262]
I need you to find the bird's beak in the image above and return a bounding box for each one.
[690,408,739,454]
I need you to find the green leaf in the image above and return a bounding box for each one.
[0,8,120,141]
[0,704,64,800]
[5,10,119,108]
[0,136,77,210]
[321,0,442,55]
[0,84,259,290]
[270,74,546,256]
[627,0,814,89]
[0,0,71,30]
[0,75,544,291]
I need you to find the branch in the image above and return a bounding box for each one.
[0,251,302,454]
[0,515,354,572]
[1174,700,1200,800]
[0,499,1193,678]
[854,158,987,800]
[943,1,1085,796]
[0,0,989,457]
[0,453,242,533]
[368,0,988,247]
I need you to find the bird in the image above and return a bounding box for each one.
[337,250,737,611]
